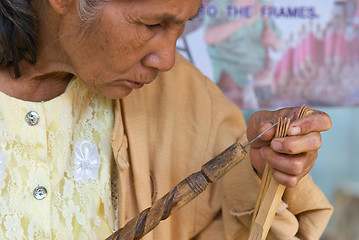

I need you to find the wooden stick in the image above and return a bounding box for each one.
[250,180,286,240]
[106,142,248,240]
[249,118,289,240]
[249,105,313,240]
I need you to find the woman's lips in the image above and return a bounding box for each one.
[124,80,145,89]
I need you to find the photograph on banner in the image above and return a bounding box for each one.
[177,0,359,109]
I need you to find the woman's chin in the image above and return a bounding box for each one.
[97,86,134,100]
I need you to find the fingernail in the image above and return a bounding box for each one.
[288,126,301,135]
[271,141,282,151]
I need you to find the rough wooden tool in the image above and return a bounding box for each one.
[249,105,313,240]
[106,142,248,240]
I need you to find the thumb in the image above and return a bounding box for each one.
[247,110,278,148]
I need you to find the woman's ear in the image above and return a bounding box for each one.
[47,0,75,15]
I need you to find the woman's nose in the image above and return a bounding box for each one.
[142,46,176,72]
[141,29,183,72]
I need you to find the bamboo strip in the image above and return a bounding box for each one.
[249,105,312,240]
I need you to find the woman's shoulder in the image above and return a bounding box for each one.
[154,52,221,101]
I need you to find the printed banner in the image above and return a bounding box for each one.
[177,0,359,109]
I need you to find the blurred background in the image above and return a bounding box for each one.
[177,0,359,239]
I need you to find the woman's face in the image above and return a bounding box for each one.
[58,0,201,99]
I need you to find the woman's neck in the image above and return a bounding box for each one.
[0,2,78,102]
[0,62,74,102]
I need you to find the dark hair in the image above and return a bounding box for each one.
[0,0,38,78]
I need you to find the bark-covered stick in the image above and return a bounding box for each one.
[106,141,247,240]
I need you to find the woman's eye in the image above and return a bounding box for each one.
[146,23,162,29]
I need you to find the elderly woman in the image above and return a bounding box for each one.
[0,0,332,239]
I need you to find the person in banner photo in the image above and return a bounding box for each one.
[0,0,333,239]
[272,0,359,107]
[204,0,281,108]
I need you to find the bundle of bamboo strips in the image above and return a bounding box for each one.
[249,105,313,240]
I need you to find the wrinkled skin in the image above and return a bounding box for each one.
[0,0,202,101]
[247,107,332,187]
[56,0,202,99]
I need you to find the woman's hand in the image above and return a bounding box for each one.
[246,107,332,187]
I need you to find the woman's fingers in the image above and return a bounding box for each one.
[270,132,322,154]
[258,146,318,187]
[288,111,332,136]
